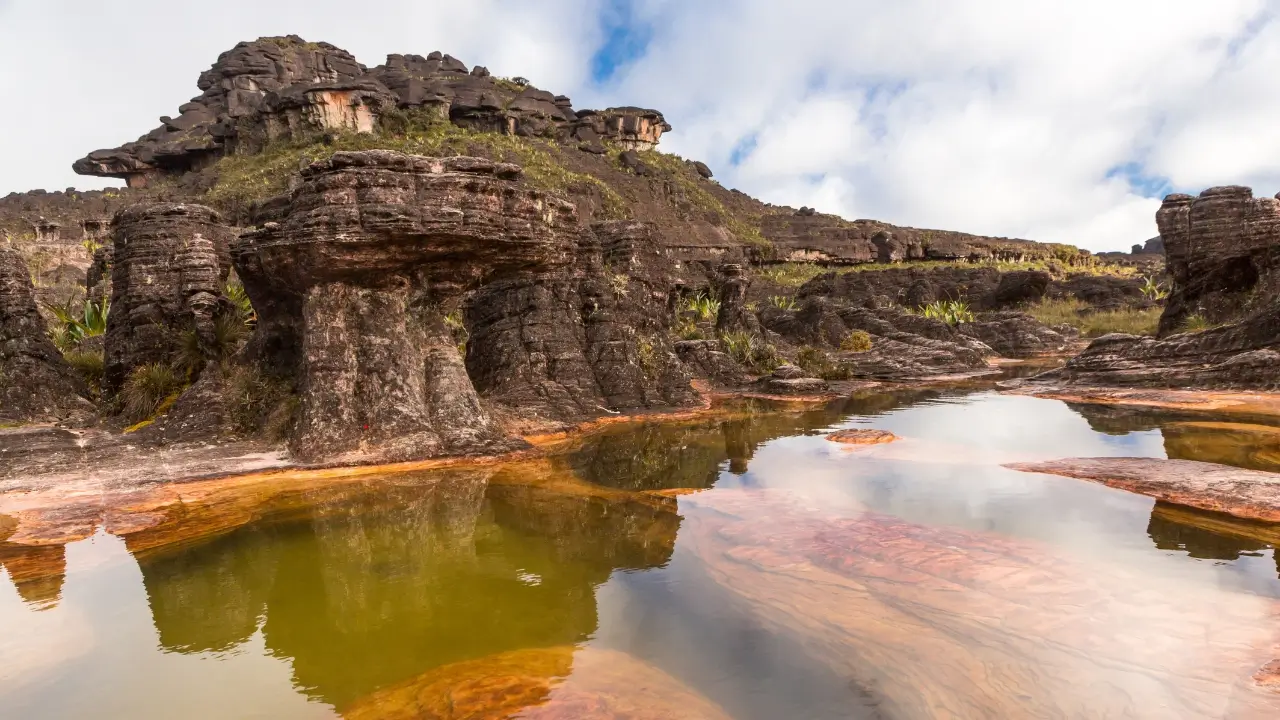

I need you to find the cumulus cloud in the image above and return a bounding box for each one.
[3,0,1279,250]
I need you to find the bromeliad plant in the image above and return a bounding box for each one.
[45,296,110,352]
[684,293,721,321]
[1140,275,1169,301]
[918,300,974,326]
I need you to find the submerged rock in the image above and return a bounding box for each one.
[342,646,732,720]
[1006,457,1280,523]
[826,428,897,445]
[683,488,1280,718]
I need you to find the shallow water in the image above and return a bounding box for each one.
[4,388,1280,719]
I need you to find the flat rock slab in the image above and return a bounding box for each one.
[1005,457,1280,522]
[826,428,898,445]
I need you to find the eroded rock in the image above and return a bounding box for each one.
[103,203,235,394]
[0,247,91,422]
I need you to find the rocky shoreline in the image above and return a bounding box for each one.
[2,34,1280,533]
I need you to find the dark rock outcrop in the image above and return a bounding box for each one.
[234,150,696,462]
[761,297,995,380]
[959,312,1076,358]
[0,248,91,422]
[73,36,670,189]
[1157,186,1280,336]
[103,204,235,394]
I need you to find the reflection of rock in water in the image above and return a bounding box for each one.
[568,389,945,489]
[342,646,732,720]
[134,464,683,709]
[1065,402,1184,435]
[1163,422,1280,473]
[1148,502,1270,560]
[683,489,1280,719]
[0,542,66,609]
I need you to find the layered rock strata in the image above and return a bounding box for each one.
[103,204,235,394]
[1157,186,1280,335]
[0,248,90,422]
[236,150,696,462]
[74,36,670,188]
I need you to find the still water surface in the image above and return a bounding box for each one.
[4,386,1280,718]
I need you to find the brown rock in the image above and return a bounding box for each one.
[0,247,91,422]
[341,646,731,720]
[826,428,897,445]
[1005,457,1280,522]
[103,203,235,394]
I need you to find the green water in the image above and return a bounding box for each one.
[4,388,1280,718]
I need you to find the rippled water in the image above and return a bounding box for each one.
[4,387,1280,718]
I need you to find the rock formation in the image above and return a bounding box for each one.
[465,219,697,423]
[235,150,696,462]
[73,36,670,189]
[103,203,235,394]
[0,248,91,422]
[1157,186,1280,335]
[1033,185,1280,390]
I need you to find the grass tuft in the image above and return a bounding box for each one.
[1026,298,1161,337]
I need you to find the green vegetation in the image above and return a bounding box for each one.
[1181,313,1214,333]
[1026,298,1162,337]
[636,337,658,378]
[683,293,721,321]
[64,348,105,397]
[674,318,704,340]
[768,295,799,311]
[918,300,975,326]
[1140,275,1169,300]
[719,331,781,374]
[224,279,256,327]
[794,345,856,381]
[223,363,295,439]
[840,330,873,353]
[121,362,185,423]
[756,262,828,287]
[175,314,249,378]
[444,309,469,355]
[45,297,109,352]
[206,111,628,218]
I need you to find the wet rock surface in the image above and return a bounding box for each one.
[684,488,1280,719]
[1007,457,1280,523]
[825,428,897,445]
[0,248,91,422]
[343,646,731,720]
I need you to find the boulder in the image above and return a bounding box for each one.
[991,270,1050,306]
[0,248,91,422]
[959,311,1075,358]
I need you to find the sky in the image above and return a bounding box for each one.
[2,0,1279,251]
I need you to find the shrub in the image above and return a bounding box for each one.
[840,330,873,353]
[1181,313,1213,332]
[64,348,104,395]
[609,273,630,297]
[719,331,781,374]
[683,293,721,321]
[918,300,975,325]
[675,318,704,340]
[121,363,185,423]
[223,363,294,438]
[768,295,799,311]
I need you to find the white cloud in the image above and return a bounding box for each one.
[3,0,1280,251]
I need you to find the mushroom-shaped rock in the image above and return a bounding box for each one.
[233,150,577,463]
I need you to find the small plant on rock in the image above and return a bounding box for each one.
[224,279,256,326]
[64,348,105,397]
[121,363,185,423]
[769,295,799,311]
[610,273,630,297]
[44,296,110,352]
[1182,313,1213,332]
[919,300,974,326]
[840,330,873,353]
[675,318,704,340]
[1140,275,1169,301]
[719,331,781,374]
[684,293,720,321]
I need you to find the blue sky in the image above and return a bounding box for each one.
[3,0,1280,251]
